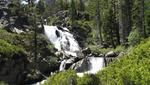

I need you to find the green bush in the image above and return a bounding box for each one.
[0,81,8,85]
[43,70,77,85]
[77,74,100,85]
[96,37,150,85]
[128,29,140,46]
[0,39,25,55]
[89,45,125,54]
[43,71,100,85]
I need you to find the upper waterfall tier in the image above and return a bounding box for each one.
[44,25,81,57]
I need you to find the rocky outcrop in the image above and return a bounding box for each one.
[105,51,117,57]
[82,47,91,55]
[0,52,28,84]
[70,58,90,72]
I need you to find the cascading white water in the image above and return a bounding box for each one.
[88,57,104,73]
[44,25,105,77]
[77,57,104,77]
[44,25,81,57]
[59,60,66,71]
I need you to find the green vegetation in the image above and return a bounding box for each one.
[128,29,140,46]
[77,74,99,85]
[43,70,99,85]
[0,0,150,84]
[0,81,8,85]
[96,37,150,85]
[89,45,126,54]
[0,39,24,55]
[43,37,150,85]
[44,70,77,85]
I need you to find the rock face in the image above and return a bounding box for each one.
[105,51,117,57]
[0,1,29,33]
[82,47,91,55]
[70,58,90,72]
[0,53,28,84]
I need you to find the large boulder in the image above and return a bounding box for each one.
[70,58,90,72]
[105,51,117,57]
[82,47,91,55]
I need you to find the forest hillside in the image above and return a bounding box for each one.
[0,0,150,85]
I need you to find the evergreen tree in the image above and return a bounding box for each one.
[79,0,85,12]
[95,0,103,45]
[118,0,132,44]
[59,0,64,10]
[36,0,46,15]
[70,0,77,27]
[132,0,146,38]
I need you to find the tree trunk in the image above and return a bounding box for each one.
[79,0,85,12]
[139,0,146,37]
[96,0,103,45]
[118,0,132,44]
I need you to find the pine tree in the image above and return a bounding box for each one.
[79,0,85,12]
[36,0,46,15]
[132,0,146,38]
[70,0,77,27]
[59,0,64,10]
[118,0,132,44]
[95,0,103,45]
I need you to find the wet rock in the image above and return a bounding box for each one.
[91,52,100,57]
[117,52,125,58]
[12,27,24,34]
[82,47,91,55]
[55,51,63,57]
[105,51,117,57]
[66,58,75,64]
[70,58,90,72]
[101,43,109,48]
[0,18,9,28]
[99,54,104,57]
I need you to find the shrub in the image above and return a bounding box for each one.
[0,39,25,55]
[43,71,100,85]
[0,81,8,85]
[128,29,140,46]
[96,37,150,85]
[77,74,100,85]
[89,45,125,54]
[43,70,77,85]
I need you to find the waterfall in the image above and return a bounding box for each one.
[59,60,67,71]
[77,57,104,77]
[88,57,104,73]
[44,25,105,77]
[44,25,81,57]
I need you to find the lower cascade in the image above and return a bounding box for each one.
[76,57,105,77]
[59,60,67,71]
